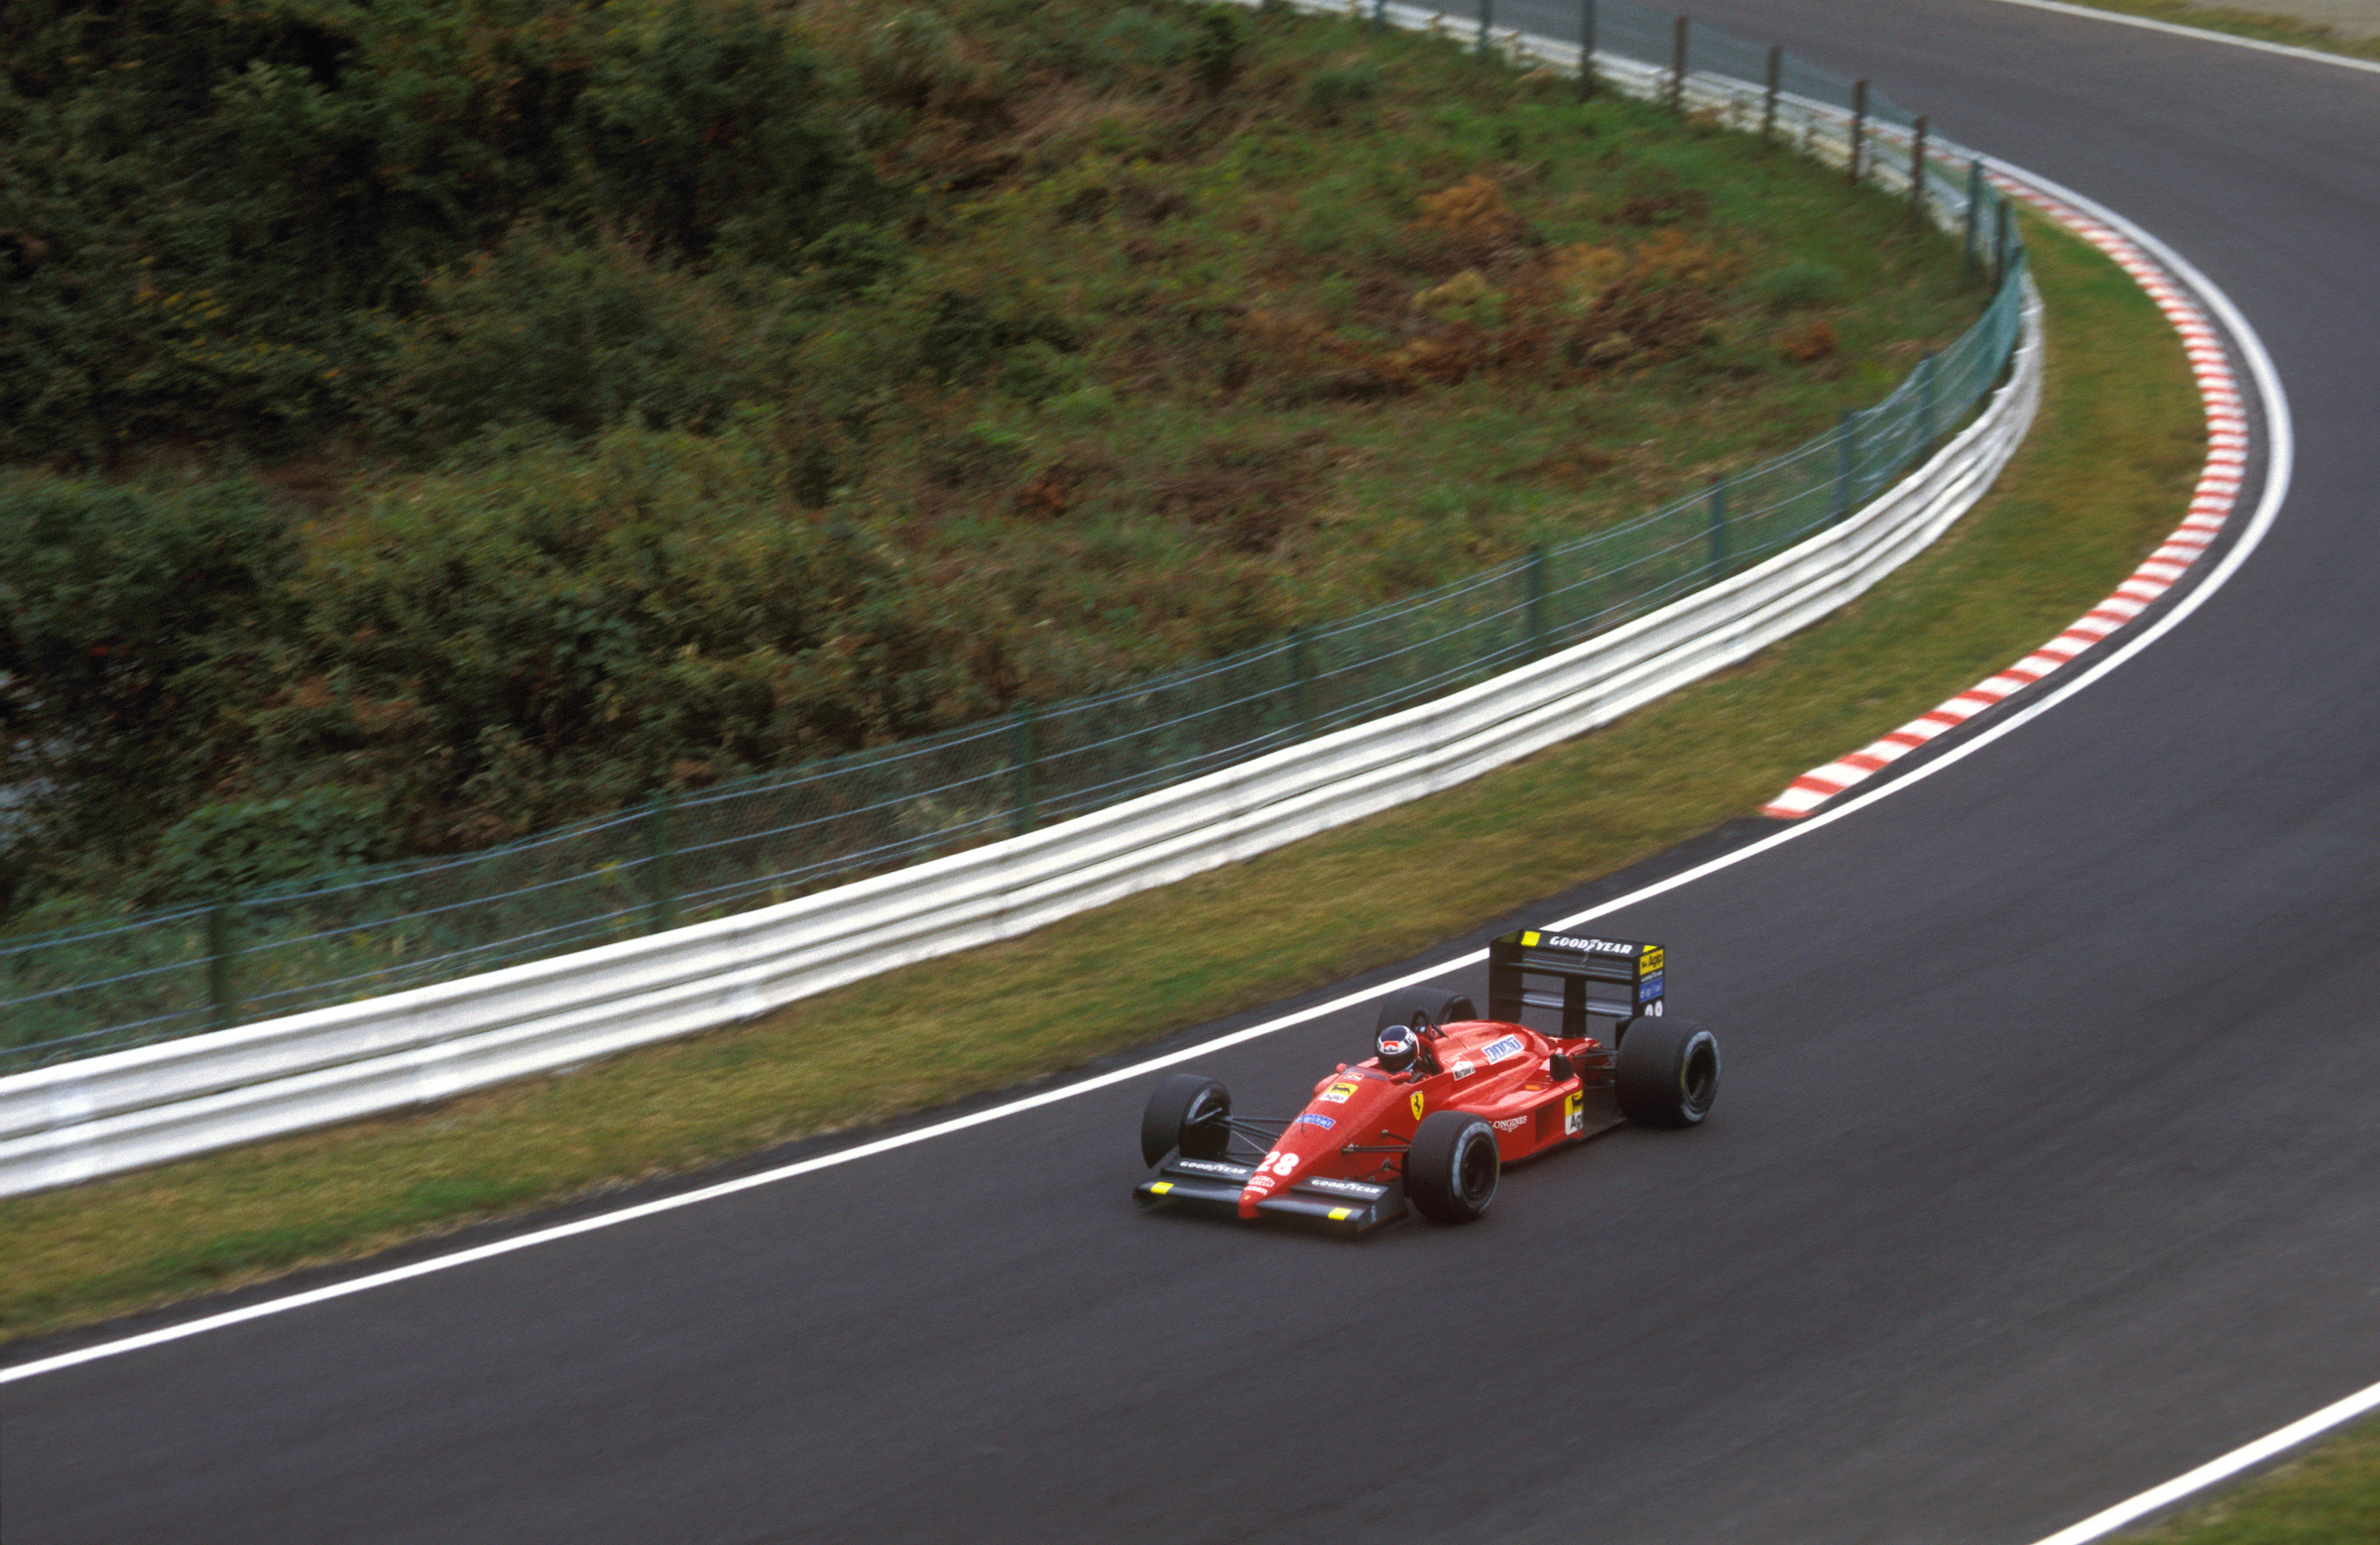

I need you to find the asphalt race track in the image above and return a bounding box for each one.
[9,5,2380,1542]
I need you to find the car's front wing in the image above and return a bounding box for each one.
[1133,1157,1406,1236]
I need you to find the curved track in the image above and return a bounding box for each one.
[10,5,2380,1541]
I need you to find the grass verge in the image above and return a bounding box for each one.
[0,208,2204,1346]
[2121,1418,2380,1540]
[2050,0,2380,59]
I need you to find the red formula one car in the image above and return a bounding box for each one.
[1132,928,1721,1234]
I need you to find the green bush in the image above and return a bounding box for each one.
[0,477,297,897]
[378,225,802,448]
[0,0,876,462]
[277,425,962,844]
[144,789,397,905]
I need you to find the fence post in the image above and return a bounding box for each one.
[1848,79,1867,183]
[645,789,677,933]
[1963,159,1983,282]
[1908,115,1929,225]
[1478,0,1492,57]
[1371,0,1384,32]
[1011,704,1039,834]
[1577,0,1597,98]
[1917,351,1938,450]
[1760,44,1780,143]
[1525,547,1549,659]
[1290,627,1316,739]
[1833,409,1856,522]
[1705,481,1729,582]
[1992,195,2010,287]
[206,899,241,1031]
[1670,16,1688,112]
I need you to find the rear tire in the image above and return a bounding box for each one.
[1373,988,1479,1034]
[1614,1017,1721,1128]
[1405,1111,1500,1224]
[1140,1073,1232,1167]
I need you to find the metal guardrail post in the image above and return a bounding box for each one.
[1670,16,1688,112]
[1909,116,1929,224]
[1578,0,1597,99]
[645,790,678,933]
[1011,705,1040,834]
[207,899,241,1031]
[1371,0,1384,32]
[1848,79,1867,184]
[1478,0,1492,57]
[1705,481,1729,581]
[1833,409,1855,522]
[1760,44,1780,142]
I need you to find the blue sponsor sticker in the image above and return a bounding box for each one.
[1481,1034,1524,1064]
[1638,971,1664,1001]
[1297,1113,1337,1130]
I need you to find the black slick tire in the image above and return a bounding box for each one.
[1613,1016,1721,1128]
[1405,1110,1500,1224]
[1140,1072,1232,1167]
[1373,988,1479,1034]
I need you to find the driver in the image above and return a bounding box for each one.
[1375,1022,1420,1074]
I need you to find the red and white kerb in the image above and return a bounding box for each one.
[1760,178,2250,819]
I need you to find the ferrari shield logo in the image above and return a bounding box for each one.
[1410,1091,1426,1121]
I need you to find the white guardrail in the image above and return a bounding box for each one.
[0,31,2045,1197]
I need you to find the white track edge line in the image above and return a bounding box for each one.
[0,187,2292,1417]
[1981,0,2380,76]
[2028,1379,2380,1544]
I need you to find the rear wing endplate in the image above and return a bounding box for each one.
[1488,929,1665,1036]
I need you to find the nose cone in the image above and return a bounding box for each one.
[1238,1121,1336,1218]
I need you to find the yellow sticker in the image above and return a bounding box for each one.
[1521,931,1540,947]
[1149,1181,1173,1195]
[1410,1090,1426,1121]
[1329,1207,1355,1222]
[1642,945,1665,973]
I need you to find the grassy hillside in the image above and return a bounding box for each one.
[0,0,1980,926]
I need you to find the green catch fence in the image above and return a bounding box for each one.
[0,1,2030,1072]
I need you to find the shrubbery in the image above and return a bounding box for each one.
[0,0,877,459]
[0,0,1983,920]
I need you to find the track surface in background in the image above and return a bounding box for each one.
[9,5,2379,1541]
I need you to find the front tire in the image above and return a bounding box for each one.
[1140,1073,1232,1167]
[1614,1017,1721,1128]
[1405,1111,1500,1224]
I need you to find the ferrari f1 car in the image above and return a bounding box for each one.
[1132,928,1720,1234]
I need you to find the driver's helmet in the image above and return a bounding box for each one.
[1375,1022,1420,1074]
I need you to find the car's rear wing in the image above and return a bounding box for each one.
[1488,929,1665,1035]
